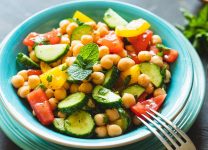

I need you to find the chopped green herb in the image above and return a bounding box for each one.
[61,65,68,71]
[178,4,208,53]
[124,75,131,86]
[47,75,53,82]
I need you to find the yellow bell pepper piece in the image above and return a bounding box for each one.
[115,19,150,37]
[121,65,140,85]
[40,64,68,90]
[40,61,52,73]
[73,11,95,23]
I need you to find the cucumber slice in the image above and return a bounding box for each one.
[64,110,95,137]
[58,92,88,114]
[53,118,65,133]
[103,8,128,29]
[139,63,163,87]
[123,85,145,98]
[71,25,93,41]
[16,53,40,68]
[35,44,69,63]
[113,108,131,132]
[92,85,121,108]
[103,66,120,89]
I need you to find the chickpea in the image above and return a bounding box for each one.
[151,35,162,45]
[59,19,70,34]
[117,58,135,71]
[81,35,93,45]
[153,88,166,97]
[78,82,93,93]
[65,57,76,66]
[94,114,108,126]
[48,98,58,110]
[145,83,154,94]
[93,31,100,43]
[24,82,28,86]
[28,75,40,89]
[111,54,121,65]
[107,124,122,137]
[97,26,109,37]
[97,22,108,29]
[100,56,113,69]
[105,109,120,122]
[66,49,73,57]
[54,88,67,100]
[150,55,163,67]
[71,40,81,49]
[60,34,70,44]
[11,75,24,88]
[91,72,105,85]
[17,86,30,98]
[138,74,151,87]
[29,51,39,63]
[95,126,108,138]
[57,111,66,118]
[63,82,70,90]
[84,21,97,29]
[117,50,128,58]
[133,115,142,126]
[99,46,110,58]
[50,59,62,67]
[18,70,28,81]
[93,64,103,72]
[66,22,78,35]
[138,51,151,62]
[125,45,135,52]
[72,43,84,56]
[70,84,79,93]
[122,93,136,108]
[45,89,54,99]
[164,70,171,83]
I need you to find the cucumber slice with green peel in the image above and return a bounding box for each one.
[139,63,163,87]
[58,92,88,114]
[122,85,145,98]
[71,25,93,41]
[53,118,65,133]
[92,85,121,108]
[103,66,120,89]
[64,110,95,137]
[113,108,131,132]
[35,44,69,63]
[103,8,128,29]
[16,53,40,68]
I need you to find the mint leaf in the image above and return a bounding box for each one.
[156,44,170,50]
[79,43,99,66]
[67,64,92,81]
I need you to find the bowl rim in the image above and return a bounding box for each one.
[0,0,194,149]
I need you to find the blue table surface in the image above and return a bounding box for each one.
[0,0,207,149]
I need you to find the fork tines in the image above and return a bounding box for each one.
[137,108,196,150]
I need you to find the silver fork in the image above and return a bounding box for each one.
[137,108,196,150]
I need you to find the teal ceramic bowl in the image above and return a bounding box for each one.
[0,0,193,149]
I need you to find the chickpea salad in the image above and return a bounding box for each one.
[11,9,178,138]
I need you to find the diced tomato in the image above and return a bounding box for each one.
[163,49,178,63]
[131,94,167,118]
[23,32,38,47]
[128,30,153,54]
[44,29,61,44]
[33,101,54,125]
[27,88,48,109]
[97,31,124,53]
[128,51,140,64]
[27,70,42,76]
[149,45,159,55]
